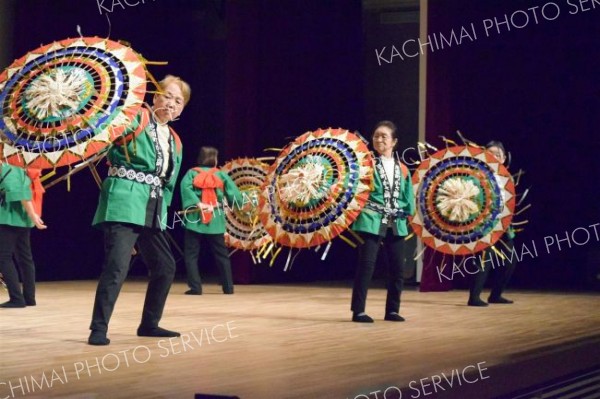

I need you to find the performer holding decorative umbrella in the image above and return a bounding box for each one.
[89,74,190,345]
[468,140,517,307]
[0,36,153,311]
[0,34,190,344]
[409,132,523,307]
[350,121,415,323]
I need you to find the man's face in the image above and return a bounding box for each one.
[152,82,185,123]
[372,126,397,156]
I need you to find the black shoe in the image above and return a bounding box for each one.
[88,330,110,346]
[0,301,26,308]
[488,296,513,304]
[384,313,405,322]
[223,290,234,295]
[137,326,181,338]
[352,313,374,323]
[184,290,202,295]
[468,298,489,307]
[25,299,36,306]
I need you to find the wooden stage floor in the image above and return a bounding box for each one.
[1,281,599,399]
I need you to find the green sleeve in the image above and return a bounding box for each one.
[180,169,200,209]
[2,167,32,203]
[221,172,245,210]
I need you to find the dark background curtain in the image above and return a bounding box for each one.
[1,0,598,290]
[424,0,600,290]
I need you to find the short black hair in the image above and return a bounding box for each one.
[373,120,398,140]
[197,146,218,166]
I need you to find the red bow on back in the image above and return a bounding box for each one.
[26,168,45,217]
[192,168,223,224]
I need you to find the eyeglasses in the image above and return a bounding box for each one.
[373,133,393,140]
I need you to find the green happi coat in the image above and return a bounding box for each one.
[352,157,415,236]
[93,107,182,230]
[0,163,33,228]
[180,167,245,234]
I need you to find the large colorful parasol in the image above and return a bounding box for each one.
[258,128,373,249]
[0,36,147,169]
[410,145,515,256]
[222,157,272,252]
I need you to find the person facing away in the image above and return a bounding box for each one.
[180,146,245,295]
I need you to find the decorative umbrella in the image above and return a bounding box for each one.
[258,128,373,251]
[410,145,515,256]
[221,157,272,252]
[0,36,147,169]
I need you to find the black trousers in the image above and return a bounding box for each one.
[90,223,176,333]
[469,236,517,301]
[0,225,35,305]
[351,230,405,314]
[184,230,233,294]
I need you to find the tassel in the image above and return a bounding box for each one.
[337,234,356,248]
[283,249,293,271]
[143,60,169,66]
[40,170,56,183]
[262,242,274,259]
[88,163,103,188]
[122,139,131,163]
[255,249,264,264]
[256,242,269,257]
[321,242,333,260]
[514,203,532,216]
[456,130,483,148]
[144,67,166,94]
[517,188,530,207]
[347,229,364,245]
[439,136,458,146]
[67,165,71,192]
[513,170,524,186]
[269,246,283,267]
[420,141,438,152]
[511,220,529,226]
[414,245,426,261]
